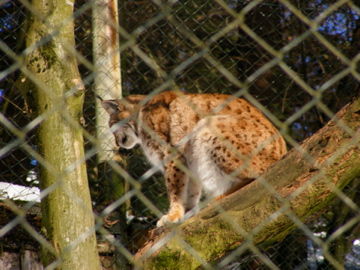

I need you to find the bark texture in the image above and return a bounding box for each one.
[135,97,360,269]
[92,0,122,162]
[25,0,101,269]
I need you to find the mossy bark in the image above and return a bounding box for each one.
[25,0,100,269]
[136,98,360,269]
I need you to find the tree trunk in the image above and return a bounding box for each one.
[92,0,122,162]
[25,0,101,269]
[92,2,129,269]
[135,97,360,269]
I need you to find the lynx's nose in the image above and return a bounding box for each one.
[114,134,126,147]
[121,136,128,145]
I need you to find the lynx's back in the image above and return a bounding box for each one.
[168,93,285,152]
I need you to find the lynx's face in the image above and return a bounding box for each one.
[101,95,145,149]
[111,120,139,149]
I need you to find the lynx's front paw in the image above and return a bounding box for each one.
[156,203,185,227]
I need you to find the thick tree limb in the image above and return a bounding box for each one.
[135,98,360,269]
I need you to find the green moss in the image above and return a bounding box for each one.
[187,219,239,256]
[149,250,183,270]
[39,41,57,70]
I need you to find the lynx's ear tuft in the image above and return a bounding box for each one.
[95,94,104,102]
[101,100,119,115]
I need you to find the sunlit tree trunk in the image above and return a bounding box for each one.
[92,1,128,269]
[92,0,122,161]
[25,0,101,269]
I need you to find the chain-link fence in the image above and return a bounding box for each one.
[1,0,360,269]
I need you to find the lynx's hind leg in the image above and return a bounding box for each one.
[187,114,283,198]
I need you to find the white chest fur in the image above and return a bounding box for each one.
[140,141,164,172]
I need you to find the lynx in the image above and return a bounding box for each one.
[101,91,287,227]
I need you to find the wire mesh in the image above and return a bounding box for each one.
[0,0,360,269]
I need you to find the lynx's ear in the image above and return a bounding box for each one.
[101,99,119,115]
